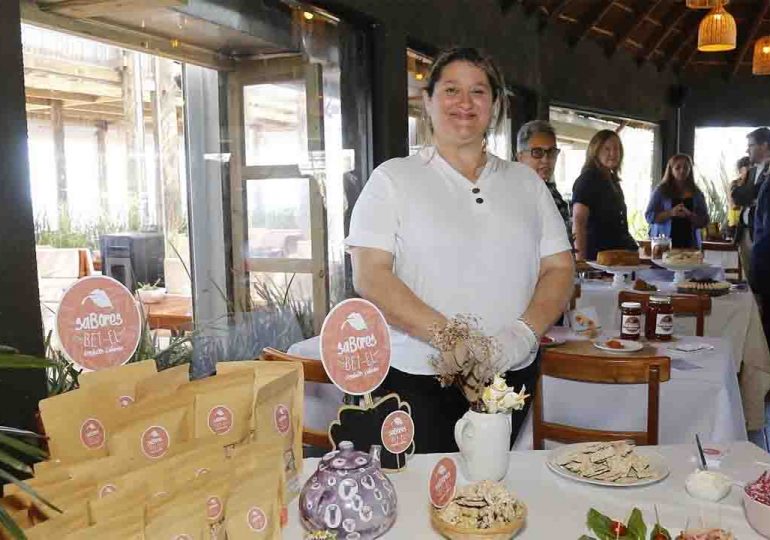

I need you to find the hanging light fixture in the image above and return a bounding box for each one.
[686,0,729,8]
[753,36,770,75]
[697,2,737,52]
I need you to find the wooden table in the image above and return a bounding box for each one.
[144,294,193,335]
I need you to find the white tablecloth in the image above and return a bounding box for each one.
[286,441,769,538]
[289,330,747,447]
[577,279,770,430]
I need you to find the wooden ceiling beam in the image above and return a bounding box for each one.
[36,0,184,18]
[658,18,699,72]
[546,0,573,24]
[730,0,770,77]
[610,0,665,57]
[572,0,617,46]
[679,40,701,73]
[641,4,690,65]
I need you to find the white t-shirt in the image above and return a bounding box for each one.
[345,147,571,374]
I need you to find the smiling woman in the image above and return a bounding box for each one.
[346,47,574,453]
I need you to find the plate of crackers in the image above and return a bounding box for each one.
[546,440,669,487]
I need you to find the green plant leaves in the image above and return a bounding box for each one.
[0,506,26,540]
[0,353,55,369]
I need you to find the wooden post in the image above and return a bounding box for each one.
[51,99,68,220]
[95,120,108,210]
[122,50,145,228]
[152,57,182,240]
[0,0,47,430]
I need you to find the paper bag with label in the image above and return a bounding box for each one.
[108,404,193,462]
[134,363,190,402]
[39,387,118,462]
[78,359,157,409]
[24,506,89,540]
[224,466,282,540]
[62,512,144,540]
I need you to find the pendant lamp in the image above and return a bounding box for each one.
[697,2,737,52]
[753,36,770,75]
[686,0,729,8]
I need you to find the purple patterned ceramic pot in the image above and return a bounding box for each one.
[299,441,397,539]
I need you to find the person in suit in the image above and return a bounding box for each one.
[752,166,770,346]
[732,127,770,286]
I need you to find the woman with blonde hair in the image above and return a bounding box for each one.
[645,154,709,248]
[571,129,638,260]
[346,47,573,452]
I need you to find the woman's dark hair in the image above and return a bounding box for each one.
[736,155,751,171]
[421,47,507,141]
[582,129,623,176]
[659,153,699,199]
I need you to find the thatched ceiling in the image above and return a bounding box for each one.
[502,0,770,77]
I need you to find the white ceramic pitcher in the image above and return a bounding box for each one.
[454,409,511,482]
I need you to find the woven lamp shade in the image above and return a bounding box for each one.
[753,36,770,75]
[698,4,737,52]
[686,0,729,8]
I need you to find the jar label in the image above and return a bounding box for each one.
[621,315,641,337]
[656,313,674,335]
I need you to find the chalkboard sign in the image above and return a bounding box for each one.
[328,393,415,471]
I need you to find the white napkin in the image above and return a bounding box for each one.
[671,358,702,371]
[667,343,714,353]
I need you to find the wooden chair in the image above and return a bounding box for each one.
[617,290,712,337]
[701,240,743,282]
[261,347,333,452]
[569,282,581,311]
[533,349,671,449]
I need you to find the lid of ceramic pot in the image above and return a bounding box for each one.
[321,441,372,471]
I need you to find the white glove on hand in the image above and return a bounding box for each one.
[493,319,538,373]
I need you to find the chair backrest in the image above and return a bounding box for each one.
[617,290,711,337]
[570,282,581,311]
[261,347,333,451]
[533,349,671,449]
[701,241,742,281]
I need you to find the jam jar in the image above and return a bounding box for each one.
[646,296,673,341]
[620,301,643,340]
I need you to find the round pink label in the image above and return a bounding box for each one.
[55,276,142,371]
[247,506,267,532]
[172,535,192,540]
[274,404,290,435]
[79,418,106,449]
[381,410,415,455]
[207,495,223,520]
[429,457,457,508]
[207,405,233,435]
[140,425,170,459]
[320,298,391,395]
[118,395,134,407]
[98,483,117,498]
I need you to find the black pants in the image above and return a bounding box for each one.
[374,354,540,454]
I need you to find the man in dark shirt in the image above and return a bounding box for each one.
[732,127,770,286]
[515,120,572,242]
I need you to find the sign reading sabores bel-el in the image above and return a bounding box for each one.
[56,276,142,371]
[320,298,391,395]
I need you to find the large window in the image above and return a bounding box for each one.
[24,25,191,341]
[550,106,659,240]
[693,126,756,227]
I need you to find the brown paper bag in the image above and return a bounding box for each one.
[193,378,254,446]
[144,495,207,540]
[108,404,193,462]
[134,363,190,402]
[78,359,157,408]
[224,466,282,540]
[62,512,144,540]
[38,387,118,462]
[24,506,89,539]
[252,367,303,498]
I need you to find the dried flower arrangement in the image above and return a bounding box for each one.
[429,315,529,413]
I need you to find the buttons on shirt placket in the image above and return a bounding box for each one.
[471,187,483,204]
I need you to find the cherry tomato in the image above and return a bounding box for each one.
[610,520,627,536]
[653,534,668,540]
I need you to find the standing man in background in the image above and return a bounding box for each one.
[732,127,770,287]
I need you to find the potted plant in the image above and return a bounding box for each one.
[136,279,166,304]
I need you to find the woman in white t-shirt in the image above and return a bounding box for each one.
[346,48,574,453]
